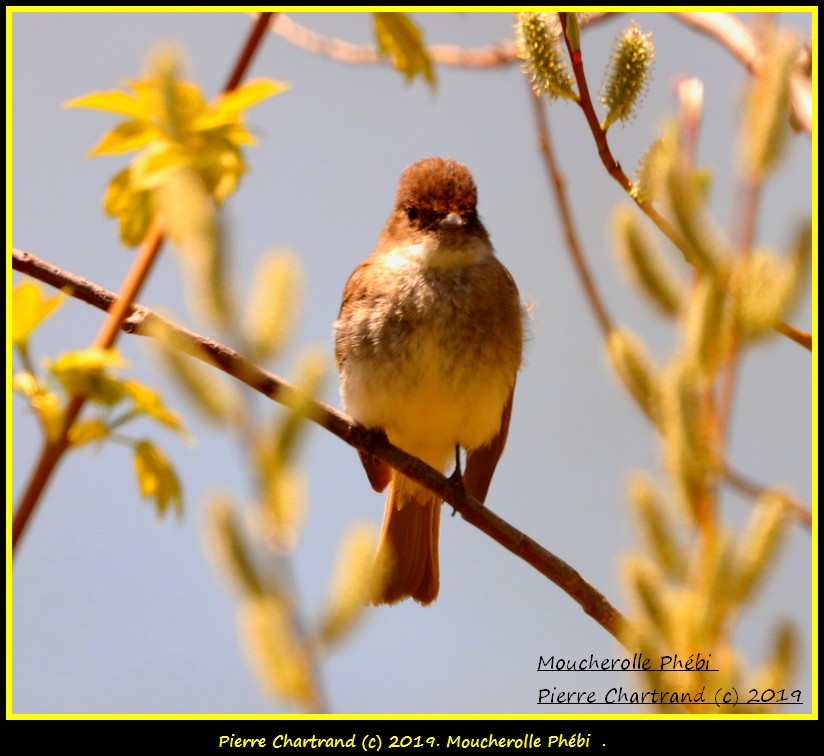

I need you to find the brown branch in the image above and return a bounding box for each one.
[723,464,811,529]
[774,320,812,350]
[224,11,277,92]
[12,13,277,556]
[558,15,694,264]
[530,87,613,338]
[556,14,811,354]
[13,221,165,551]
[525,80,812,532]
[267,12,616,69]
[12,247,625,643]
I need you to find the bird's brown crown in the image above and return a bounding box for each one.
[394,157,479,224]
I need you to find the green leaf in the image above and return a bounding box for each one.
[613,206,683,318]
[515,12,577,102]
[373,12,435,88]
[600,21,655,130]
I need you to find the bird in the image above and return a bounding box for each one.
[335,157,524,605]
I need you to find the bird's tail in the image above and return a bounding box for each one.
[371,473,441,606]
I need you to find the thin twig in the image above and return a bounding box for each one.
[723,464,811,528]
[12,248,625,643]
[530,87,613,338]
[12,12,277,555]
[525,82,812,531]
[556,13,811,354]
[267,12,616,69]
[558,15,694,262]
[716,176,762,448]
[12,221,164,550]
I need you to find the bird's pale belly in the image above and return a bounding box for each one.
[340,329,511,471]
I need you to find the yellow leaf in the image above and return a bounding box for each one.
[165,80,209,127]
[103,168,135,216]
[12,371,39,397]
[204,494,265,597]
[103,168,155,246]
[123,379,185,433]
[260,466,306,554]
[13,371,64,442]
[32,391,64,443]
[119,188,155,247]
[373,12,436,87]
[195,140,245,202]
[129,143,190,191]
[732,491,792,605]
[69,419,110,447]
[133,439,183,518]
[50,347,128,373]
[238,595,320,711]
[69,47,272,247]
[11,281,66,346]
[733,248,806,341]
[210,78,289,121]
[64,89,147,119]
[319,523,379,648]
[149,323,238,425]
[89,120,161,157]
[244,249,302,362]
[221,124,258,147]
[49,347,129,405]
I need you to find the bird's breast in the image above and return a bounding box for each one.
[337,259,522,466]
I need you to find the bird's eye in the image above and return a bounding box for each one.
[406,207,418,221]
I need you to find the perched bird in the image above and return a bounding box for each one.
[335,157,524,605]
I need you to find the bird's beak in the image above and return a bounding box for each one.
[439,212,465,229]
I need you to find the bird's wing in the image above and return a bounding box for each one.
[463,383,515,504]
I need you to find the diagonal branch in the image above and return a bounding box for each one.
[526,97,812,532]
[530,86,613,339]
[13,247,626,643]
[556,13,812,353]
